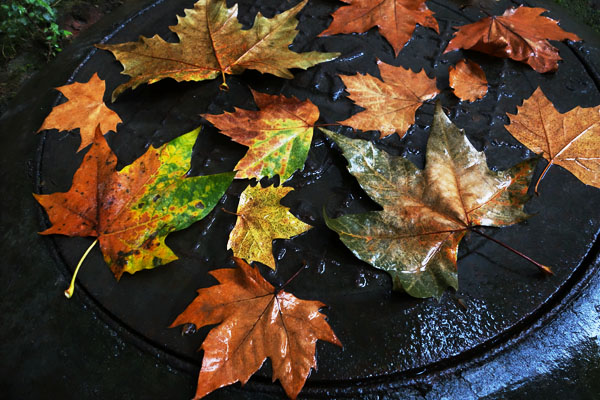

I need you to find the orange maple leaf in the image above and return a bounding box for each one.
[506,87,600,192]
[319,0,439,56]
[171,258,341,399]
[444,6,581,73]
[337,60,439,138]
[449,59,488,102]
[37,73,122,152]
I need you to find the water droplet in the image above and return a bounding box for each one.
[276,248,286,261]
[355,272,367,288]
[182,323,196,336]
[317,261,326,274]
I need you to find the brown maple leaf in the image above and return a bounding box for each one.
[449,59,488,102]
[34,127,234,279]
[203,90,318,181]
[444,6,581,73]
[506,87,600,192]
[170,258,341,399]
[37,73,122,152]
[319,0,439,56]
[337,60,439,138]
[97,0,339,100]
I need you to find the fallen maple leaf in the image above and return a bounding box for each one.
[337,60,439,138]
[203,90,318,181]
[449,59,488,102]
[34,127,235,278]
[323,103,538,298]
[227,184,312,270]
[171,257,341,399]
[319,0,439,56]
[506,87,600,192]
[443,6,581,73]
[97,0,339,100]
[37,73,122,152]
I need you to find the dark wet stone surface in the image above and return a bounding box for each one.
[1,0,600,398]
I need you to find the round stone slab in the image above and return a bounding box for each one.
[1,0,600,398]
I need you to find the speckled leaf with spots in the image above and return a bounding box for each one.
[34,127,234,278]
[203,90,319,181]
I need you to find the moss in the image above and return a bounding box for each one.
[554,0,600,32]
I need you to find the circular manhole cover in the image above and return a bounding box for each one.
[10,0,600,398]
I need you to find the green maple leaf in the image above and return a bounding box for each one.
[323,103,536,298]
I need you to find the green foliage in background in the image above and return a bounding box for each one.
[554,0,600,33]
[0,0,71,59]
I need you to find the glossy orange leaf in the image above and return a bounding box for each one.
[444,6,581,73]
[171,258,341,399]
[319,0,439,56]
[203,90,318,181]
[34,127,234,278]
[449,60,488,102]
[337,60,439,138]
[37,73,122,152]
[506,87,600,192]
[97,0,339,100]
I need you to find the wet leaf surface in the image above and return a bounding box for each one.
[203,90,318,181]
[319,0,439,56]
[507,87,600,191]
[449,59,488,102]
[324,103,537,298]
[444,6,581,73]
[227,184,313,270]
[35,127,234,278]
[37,73,122,152]
[97,0,339,100]
[171,257,341,399]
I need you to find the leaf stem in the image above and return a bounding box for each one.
[469,228,552,275]
[64,238,99,298]
[219,72,229,91]
[221,207,242,217]
[278,261,308,293]
[313,123,342,128]
[534,159,554,195]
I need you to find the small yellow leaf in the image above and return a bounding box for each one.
[227,185,312,270]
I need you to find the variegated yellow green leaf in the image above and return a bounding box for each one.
[34,126,235,278]
[97,0,340,100]
[227,184,312,270]
[323,103,537,298]
[204,90,318,181]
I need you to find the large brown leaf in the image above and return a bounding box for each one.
[337,60,439,138]
[323,103,539,298]
[171,258,341,399]
[444,6,581,73]
[97,0,339,100]
[203,90,318,181]
[319,0,439,56]
[506,87,600,191]
[34,127,234,278]
[37,73,122,152]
